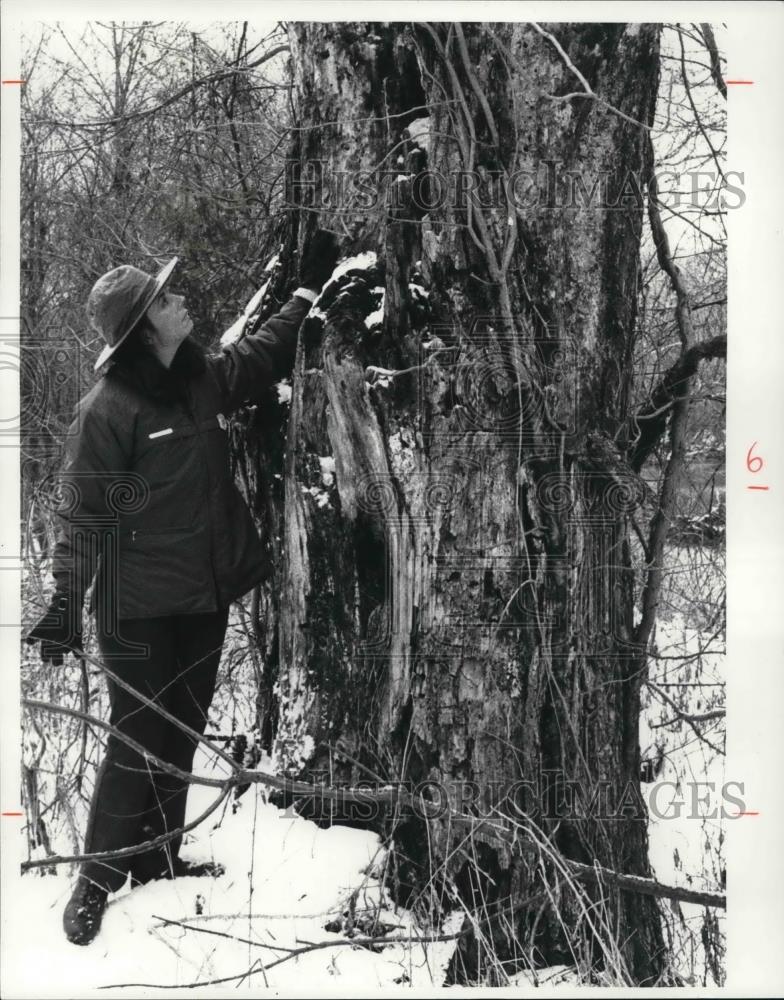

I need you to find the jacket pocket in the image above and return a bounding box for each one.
[118,524,215,616]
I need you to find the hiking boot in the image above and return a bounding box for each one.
[63,878,108,946]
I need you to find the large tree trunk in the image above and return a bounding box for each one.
[246,21,666,985]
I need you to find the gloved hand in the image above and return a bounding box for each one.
[25,593,84,666]
[299,230,341,292]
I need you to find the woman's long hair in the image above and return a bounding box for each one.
[106,321,207,407]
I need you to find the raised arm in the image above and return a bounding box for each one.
[209,231,341,414]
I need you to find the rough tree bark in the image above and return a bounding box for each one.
[239,21,668,985]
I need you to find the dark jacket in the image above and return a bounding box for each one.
[52,293,311,619]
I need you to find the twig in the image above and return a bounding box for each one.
[678,28,726,184]
[650,709,725,729]
[151,915,297,953]
[22,699,230,789]
[100,928,468,989]
[647,679,725,729]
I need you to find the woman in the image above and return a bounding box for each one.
[26,231,340,945]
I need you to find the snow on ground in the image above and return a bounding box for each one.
[643,614,726,885]
[10,545,724,993]
[639,545,726,985]
[509,965,583,988]
[6,744,460,995]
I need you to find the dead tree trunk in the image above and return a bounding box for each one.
[246,21,668,985]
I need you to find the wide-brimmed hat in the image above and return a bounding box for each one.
[87,257,178,371]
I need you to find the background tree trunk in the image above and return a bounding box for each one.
[249,21,666,985]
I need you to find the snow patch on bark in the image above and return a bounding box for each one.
[364,288,385,329]
[301,485,331,509]
[308,252,379,317]
[318,456,336,487]
[387,427,418,479]
[405,116,431,153]
[274,684,316,772]
[330,251,377,285]
[367,368,393,390]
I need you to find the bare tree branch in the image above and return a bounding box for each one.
[21,785,231,872]
[697,24,727,100]
[25,44,290,129]
[677,28,726,183]
[648,679,725,732]
[22,698,230,789]
[629,334,726,472]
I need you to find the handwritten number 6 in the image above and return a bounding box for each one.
[746,442,763,474]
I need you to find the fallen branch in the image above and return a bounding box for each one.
[24,695,430,811]
[650,708,725,728]
[22,699,229,790]
[567,859,725,910]
[107,891,553,989]
[24,704,724,909]
[100,929,468,989]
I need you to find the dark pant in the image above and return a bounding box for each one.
[80,609,229,892]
